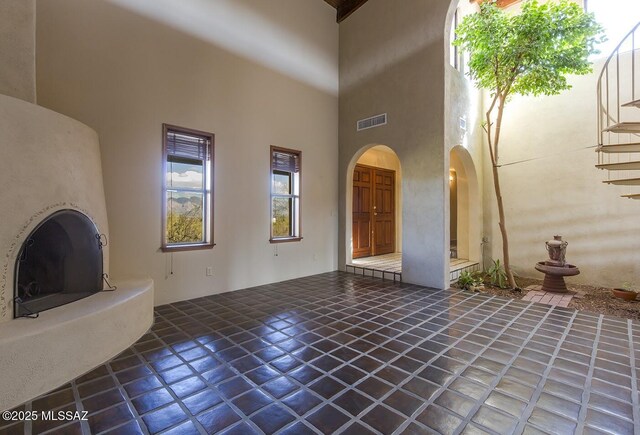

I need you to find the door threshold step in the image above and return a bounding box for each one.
[597,142,640,153]
[603,122,640,133]
[622,99,640,108]
[603,177,640,185]
[621,193,640,199]
[596,161,640,170]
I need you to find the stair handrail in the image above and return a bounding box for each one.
[597,21,640,146]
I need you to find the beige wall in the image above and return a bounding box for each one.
[0,0,36,102]
[482,57,640,287]
[36,0,339,305]
[355,145,403,253]
[339,0,454,289]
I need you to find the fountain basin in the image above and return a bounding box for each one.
[535,262,580,293]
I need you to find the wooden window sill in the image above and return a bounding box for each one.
[161,243,215,252]
[269,237,303,244]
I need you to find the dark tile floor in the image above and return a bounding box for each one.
[3,272,639,434]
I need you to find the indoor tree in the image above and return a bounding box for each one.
[454,0,603,289]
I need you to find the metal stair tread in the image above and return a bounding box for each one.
[602,122,640,133]
[602,177,640,185]
[597,142,640,153]
[622,99,640,108]
[595,160,640,170]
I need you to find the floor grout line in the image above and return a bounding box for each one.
[513,309,581,435]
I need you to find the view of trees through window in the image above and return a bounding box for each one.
[270,147,301,241]
[272,171,292,237]
[166,158,205,244]
[162,125,213,250]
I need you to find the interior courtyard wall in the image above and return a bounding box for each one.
[36,0,339,306]
[339,0,454,289]
[481,57,640,287]
[355,146,403,253]
[446,63,484,267]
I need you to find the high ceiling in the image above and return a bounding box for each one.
[324,0,369,23]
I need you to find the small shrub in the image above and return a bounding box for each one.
[458,271,483,290]
[487,259,508,289]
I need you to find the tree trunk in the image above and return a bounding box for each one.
[487,94,517,289]
[491,159,517,289]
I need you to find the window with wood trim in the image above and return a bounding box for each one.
[270,146,302,243]
[162,124,214,251]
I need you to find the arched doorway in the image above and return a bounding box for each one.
[449,145,481,266]
[345,145,402,268]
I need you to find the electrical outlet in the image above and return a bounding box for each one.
[206,267,213,276]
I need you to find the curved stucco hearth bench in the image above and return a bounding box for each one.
[0,279,153,411]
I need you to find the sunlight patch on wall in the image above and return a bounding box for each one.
[106,0,338,95]
[587,0,640,58]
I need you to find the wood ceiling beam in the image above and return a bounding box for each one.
[324,0,369,23]
[336,0,369,22]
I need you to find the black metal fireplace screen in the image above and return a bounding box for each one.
[14,209,104,318]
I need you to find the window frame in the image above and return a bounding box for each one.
[451,8,460,70]
[270,145,302,243]
[161,123,215,252]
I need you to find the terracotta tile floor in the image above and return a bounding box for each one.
[522,287,575,308]
[3,272,639,434]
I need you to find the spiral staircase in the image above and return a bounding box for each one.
[596,22,640,199]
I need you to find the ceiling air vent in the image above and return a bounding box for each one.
[357,113,387,131]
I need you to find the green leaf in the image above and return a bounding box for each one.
[454,0,605,100]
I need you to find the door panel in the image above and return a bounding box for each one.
[352,165,372,258]
[373,169,395,255]
[352,164,395,258]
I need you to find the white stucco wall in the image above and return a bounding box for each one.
[482,57,640,287]
[36,0,339,306]
[0,0,36,102]
[339,0,454,290]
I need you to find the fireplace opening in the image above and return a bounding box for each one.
[14,209,104,318]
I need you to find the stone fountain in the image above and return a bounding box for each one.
[535,235,580,293]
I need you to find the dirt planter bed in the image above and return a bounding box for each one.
[455,277,640,321]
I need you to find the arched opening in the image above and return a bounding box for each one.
[449,145,481,267]
[345,145,402,273]
[14,209,103,318]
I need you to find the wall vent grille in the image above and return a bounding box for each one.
[357,113,387,131]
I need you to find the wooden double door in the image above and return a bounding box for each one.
[352,164,395,259]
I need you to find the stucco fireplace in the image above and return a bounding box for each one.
[0,94,153,411]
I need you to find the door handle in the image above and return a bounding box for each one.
[374,213,378,216]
